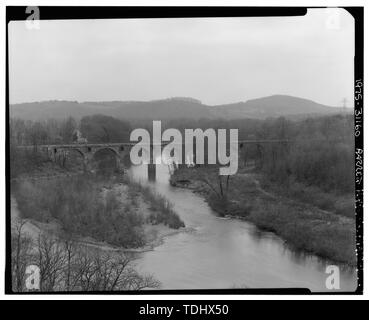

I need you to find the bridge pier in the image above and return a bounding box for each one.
[147,143,156,180]
[116,157,124,173]
[148,164,156,181]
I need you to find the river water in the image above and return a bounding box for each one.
[128,162,357,292]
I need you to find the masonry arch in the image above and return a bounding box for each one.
[92,147,121,173]
[64,148,85,170]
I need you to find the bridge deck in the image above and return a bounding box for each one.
[15,138,345,149]
[16,139,293,149]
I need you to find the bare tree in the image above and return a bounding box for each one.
[11,221,33,292]
[11,229,160,292]
[36,235,67,291]
[198,168,231,199]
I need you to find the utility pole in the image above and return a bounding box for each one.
[341,97,348,139]
[341,97,347,113]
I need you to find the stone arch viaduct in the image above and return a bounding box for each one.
[42,143,133,172]
[17,139,293,177]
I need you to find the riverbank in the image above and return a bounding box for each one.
[11,170,186,253]
[170,166,356,266]
[11,191,185,255]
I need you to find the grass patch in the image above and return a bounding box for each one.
[14,175,145,248]
[259,177,355,218]
[13,174,184,248]
[127,178,185,229]
[247,201,356,265]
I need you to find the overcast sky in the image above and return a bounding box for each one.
[9,8,354,107]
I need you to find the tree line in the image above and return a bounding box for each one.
[166,114,354,194]
[10,114,132,147]
[10,113,354,193]
[12,221,159,292]
[9,115,132,177]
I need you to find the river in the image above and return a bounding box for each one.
[128,162,357,292]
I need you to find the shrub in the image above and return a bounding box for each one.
[247,201,356,265]
[129,180,185,229]
[13,175,146,248]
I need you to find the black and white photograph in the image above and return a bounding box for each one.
[5,5,364,298]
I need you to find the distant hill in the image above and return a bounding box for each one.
[210,95,349,119]
[10,95,348,121]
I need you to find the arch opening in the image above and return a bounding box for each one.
[92,147,120,175]
[64,148,85,171]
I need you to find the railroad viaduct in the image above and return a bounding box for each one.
[18,140,291,177]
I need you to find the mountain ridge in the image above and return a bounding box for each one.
[10,95,349,121]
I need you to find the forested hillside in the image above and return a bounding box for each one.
[10,95,348,121]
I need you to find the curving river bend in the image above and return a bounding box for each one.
[128,162,357,292]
